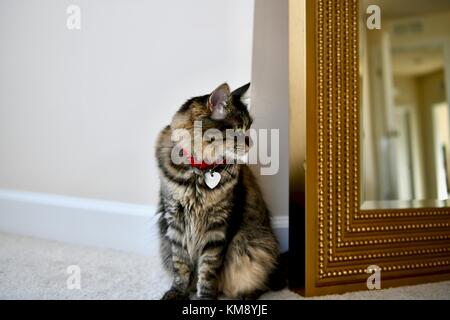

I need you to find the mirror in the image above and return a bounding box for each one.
[361,0,450,209]
[302,0,450,296]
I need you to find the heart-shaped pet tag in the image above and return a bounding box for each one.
[204,171,221,189]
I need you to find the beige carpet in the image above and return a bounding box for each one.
[0,232,449,300]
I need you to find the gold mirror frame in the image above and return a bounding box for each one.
[300,0,450,296]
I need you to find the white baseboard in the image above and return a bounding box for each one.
[0,189,289,255]
[0,189,159,256]
[271,215,289,253]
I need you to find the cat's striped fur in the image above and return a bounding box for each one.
[156,83,281,300]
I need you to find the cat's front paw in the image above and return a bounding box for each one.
[192,294,218,300]
[161,288,188,300]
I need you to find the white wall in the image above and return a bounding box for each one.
[250,0,289,218]
[0,0,254,206]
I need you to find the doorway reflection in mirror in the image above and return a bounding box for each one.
[361,0,450,209]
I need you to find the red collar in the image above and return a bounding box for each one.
[182,149,225,171]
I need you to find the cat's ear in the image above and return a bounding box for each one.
[231,82,251,110]
[208,83,230,120]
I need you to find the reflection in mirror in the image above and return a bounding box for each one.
[361,0,450,209]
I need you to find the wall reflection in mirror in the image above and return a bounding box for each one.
[361,0,450,209]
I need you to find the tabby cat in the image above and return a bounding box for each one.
[156,83,282,300]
